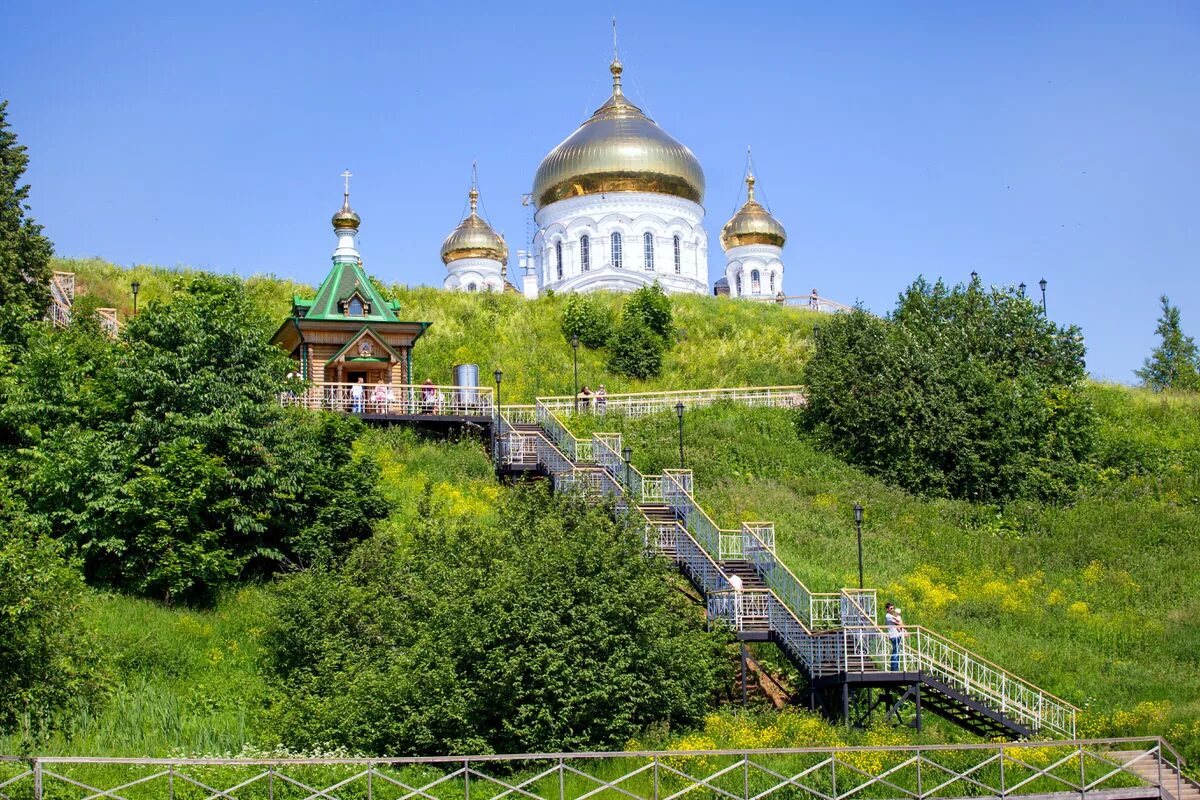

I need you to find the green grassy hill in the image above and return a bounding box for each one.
[23,258,1200,761]
[59,257,817,400]
[562,386,1200,749]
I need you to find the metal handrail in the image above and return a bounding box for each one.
[537,385,808,418]
[285,382,495,416]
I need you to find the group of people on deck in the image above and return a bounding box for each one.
[575,383,608,412]
[343,378,448,414]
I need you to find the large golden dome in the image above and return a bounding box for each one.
[441,187,508,265]
[720,173,786,249]
[532,59,705,209]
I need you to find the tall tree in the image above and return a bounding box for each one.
[1135,295,1200,392]
[0,100,54,344]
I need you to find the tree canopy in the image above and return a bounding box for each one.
[0,100,54,345]
[1135,295,1200,392]
[801,277,1095,502]
[262,483,732,755]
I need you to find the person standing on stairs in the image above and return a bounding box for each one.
[886,603,904,671]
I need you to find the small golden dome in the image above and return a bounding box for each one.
[720,173,786,249]
[332,192,360,230]
[441,187,508,265]
[532,58,705,209]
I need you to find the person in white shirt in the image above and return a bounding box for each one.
[350,378,365,413]
[886,603,904,671]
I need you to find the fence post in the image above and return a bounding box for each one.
[269,768,274,800]
[1156,744,1164,800]
[368,765,373,800]
[654,756,660,800]
[1079,743,1087,800]
[33,760,41,800]
[559,757,565,800]
[169,766,175,800]
[743,753,750,800]
[465,759,471,800]
[916,750,923,800]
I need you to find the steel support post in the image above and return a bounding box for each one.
[741,644,749,706]
[842,682,850,728]
[915,683,922,732]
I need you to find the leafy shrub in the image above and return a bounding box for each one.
[802,277,1095,502]
[560,294,614,349]
[263,483,732,755]
[607,315,665,379]
[624,283,675,344]
[0,484,105,744]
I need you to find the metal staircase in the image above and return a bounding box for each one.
[493,390,1079,740]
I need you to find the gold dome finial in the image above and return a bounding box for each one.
[610,17,624,96]
[721,160,785,250]
[332,169,361,230]
[441,174,507,266]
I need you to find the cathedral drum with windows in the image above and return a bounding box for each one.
[526,57,709,296]
[720,171,786,299]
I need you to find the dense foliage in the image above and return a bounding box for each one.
[1136,295,1200,392]
[1,276,384,603]
[560,293,614,349]
[802,278,1094,502]
[607,283,675,379]
[0,101,54,345]
[263,483,732,755]
[0,485,104,744]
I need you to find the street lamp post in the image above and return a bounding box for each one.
[571,335,580,413]
[622,445,633,490]
[1018,282,1026,298]
[970,271,978,282]
[854,503,864,590]
[493,368,503,415]
[1039,278,1047,315]
[675,401,685,469]
[131,281,141,316]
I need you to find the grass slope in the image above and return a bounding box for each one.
[563,384,1200,750]
[59,257,818,401]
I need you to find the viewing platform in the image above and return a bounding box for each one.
[282,382,495,426]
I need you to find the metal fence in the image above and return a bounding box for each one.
[0,739,1180,800]
[537,386,808,419]
[285,383,495,416]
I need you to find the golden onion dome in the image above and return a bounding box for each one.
[720,173,786,249]
[332,191,361,230]
[441,187,508,265]
[531,58,705,209]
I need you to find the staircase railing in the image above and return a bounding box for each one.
[536,385,808,418]
[535,401,593,462]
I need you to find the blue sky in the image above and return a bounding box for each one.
[4,1,1197,381]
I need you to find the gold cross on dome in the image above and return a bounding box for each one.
[341,170,353,195]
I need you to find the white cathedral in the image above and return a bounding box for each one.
[439,55,788,299]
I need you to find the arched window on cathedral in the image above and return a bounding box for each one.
[467,282,477,292]
[673,235,681,273]
[580,235,590,271]
[611,232,623,269]
[735,274,742,296]
[555,241,563,280]
[769,272,776,293]
[751,269,761,294]
[643,232,654,271]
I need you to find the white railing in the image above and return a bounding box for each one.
[536,401,593,462]
[537,385,807,418]
[708,588,771,631]
[747,292,857,314]
[285,383,494,416]
[719,522,777,560]
[499,404,538,424]
[2,738,1177,800]
[48,270,74,327]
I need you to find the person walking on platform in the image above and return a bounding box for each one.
[595,384,608,414]
[350,378,365,414]
[886,603,904,671]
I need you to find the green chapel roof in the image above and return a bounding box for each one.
[296,259,400,322]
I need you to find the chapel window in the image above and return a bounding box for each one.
[769,272,776,293]
[735,274,743,295]
[643,232,654,271]
[348,297,364,316]
[673,235,681,273]
[580,235,590,271]
[611,232,623,269]
[467,282,477,292]
[751,269,761,294]
[556,241,563,280]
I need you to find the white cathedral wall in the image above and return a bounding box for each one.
[444,257,505,292]
[724,243,784,298]
[532,192,708,296]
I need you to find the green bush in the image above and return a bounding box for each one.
[801,277,1094,502]
[0,484,105,745]
[560,293,613,349]
[624,282,675,344]
[262,482,732,755]
[607,315,665,379]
